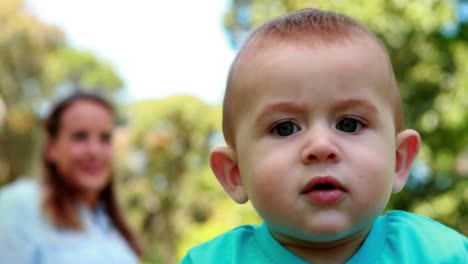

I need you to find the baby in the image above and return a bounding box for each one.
[182,9,468,263]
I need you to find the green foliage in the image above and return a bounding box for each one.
[0,0,64,105]
[0,0,62,184]
[118,96,222,263]
[222,0,468,236]
[43,47,123,94]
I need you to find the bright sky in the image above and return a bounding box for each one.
[26,0,236,105]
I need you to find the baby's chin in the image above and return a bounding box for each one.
[269,223,371,246]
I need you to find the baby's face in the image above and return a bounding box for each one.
[233,40,399,242]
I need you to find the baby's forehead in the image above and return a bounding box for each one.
[228,40,398,118]
[223,37,402,146]
[233,37,391,90]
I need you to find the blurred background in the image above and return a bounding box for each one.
[0,0,467,263]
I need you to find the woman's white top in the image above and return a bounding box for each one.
[0,179,139,264]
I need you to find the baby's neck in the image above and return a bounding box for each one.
[273,227,371,264]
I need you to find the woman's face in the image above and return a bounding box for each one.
[47,100,114,196]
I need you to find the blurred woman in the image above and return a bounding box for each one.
[0,91,142,263]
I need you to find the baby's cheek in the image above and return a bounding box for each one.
[248,156,291,212]
[251,159,284,194]
[356,153,394,205]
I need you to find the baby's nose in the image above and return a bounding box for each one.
[300,128,340,164]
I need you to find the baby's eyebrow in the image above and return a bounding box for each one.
[255,98,378,123]
[331,98,379,114]
[255,102,307,123]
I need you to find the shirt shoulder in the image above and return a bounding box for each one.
[0,179,44,263]
[0,179,42,223]
[181,225,259,264]
[381,210,467,263]
[181,224,309,264]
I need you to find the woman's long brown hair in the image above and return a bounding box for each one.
[42,90,143,257]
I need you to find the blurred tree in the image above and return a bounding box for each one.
[223,0,468,234]
[0,0,62,184]
[42,47,123,96]
[120,96,222,264]
[0,0,124,185]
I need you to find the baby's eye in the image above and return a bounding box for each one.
[336,117,364,133]
[271,120,300,137]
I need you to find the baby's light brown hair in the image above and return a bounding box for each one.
[222,8,403,147]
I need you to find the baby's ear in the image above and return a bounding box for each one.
[393,129,421,192]
[210,146,248,204]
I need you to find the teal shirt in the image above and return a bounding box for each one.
[0,179,139,264]
[182,211,468,263]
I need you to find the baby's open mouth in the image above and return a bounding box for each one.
[310,183,337,190]
[301,176,346,193]
[301,176,346,204]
